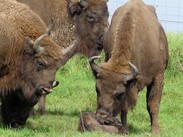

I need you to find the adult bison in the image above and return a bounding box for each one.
[17,0,109,114]
[17,0,109,57]
[0,0,71,127]
[89,0,168,134]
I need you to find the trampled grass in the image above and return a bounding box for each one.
[0,34,183,137]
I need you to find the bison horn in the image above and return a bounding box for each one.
[89,56,101,77]
[33,19,55,52]
[33,34,48,52]
[60,40,78,66]
[62,42,75,56]
[125,62,138,81]
[53,81,59,88]
[47,18,55,35]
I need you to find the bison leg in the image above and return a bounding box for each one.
[38,94,46,115]
[120,83,138,134]
[146,73,164,134]
[30,108,35,115]
[120,111,129,134]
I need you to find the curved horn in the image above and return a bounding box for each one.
[47,18,55,35]
[33,34,47,52]
[89,56,101,77]
[62,42,75,56]
[125,62,138,81]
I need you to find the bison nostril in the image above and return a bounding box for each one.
[97,34,105,45]
[97,45,103,51]
[100,36,104,43]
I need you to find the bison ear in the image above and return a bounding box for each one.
[23,37,35,55]
[68,0,88,16]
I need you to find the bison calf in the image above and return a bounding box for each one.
[78,112,126,134]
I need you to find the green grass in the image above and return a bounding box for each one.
[0,33,183,137]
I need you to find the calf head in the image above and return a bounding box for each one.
[89,56,138,118]
[68,0,109,57]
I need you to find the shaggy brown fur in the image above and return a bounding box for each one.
[16,0,74,48]
[78,112,126,134]
[17,0,109,115]
[90,0,168,134]
[0,0,62,127]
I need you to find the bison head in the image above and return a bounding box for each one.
[89,56,138,118]
[19,34,61,103]
[68,0,109,57]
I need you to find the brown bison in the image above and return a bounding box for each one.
[0,0,71,127]
[89,0,168,134]
[17,0,109,58]
[78,112,125,134]
[17,0,109,114]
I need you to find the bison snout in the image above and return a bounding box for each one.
[97,35,104,45]
[96,35,105,51]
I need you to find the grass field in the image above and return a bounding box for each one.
[0,33,183,137]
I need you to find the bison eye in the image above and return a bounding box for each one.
[36,60,46,71]
[87,15,95,23]
[115,92,124,100]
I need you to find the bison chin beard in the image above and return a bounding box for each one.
[0,89,37,128]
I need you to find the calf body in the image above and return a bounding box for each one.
[78,112,125,134]
[90,0,168,134]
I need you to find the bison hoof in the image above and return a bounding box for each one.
[152,126,160,134]
[119,125,129,135]
[38,109,46,115]
[30,108,35,116]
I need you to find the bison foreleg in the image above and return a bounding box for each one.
[146,73,164,134]
[120,110,129,134]
[120,83,138,134]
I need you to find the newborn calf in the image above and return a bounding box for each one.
[78,112,125,134]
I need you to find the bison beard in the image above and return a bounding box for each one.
[0,89,38,128]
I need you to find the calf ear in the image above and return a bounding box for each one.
[68,0,88,16]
